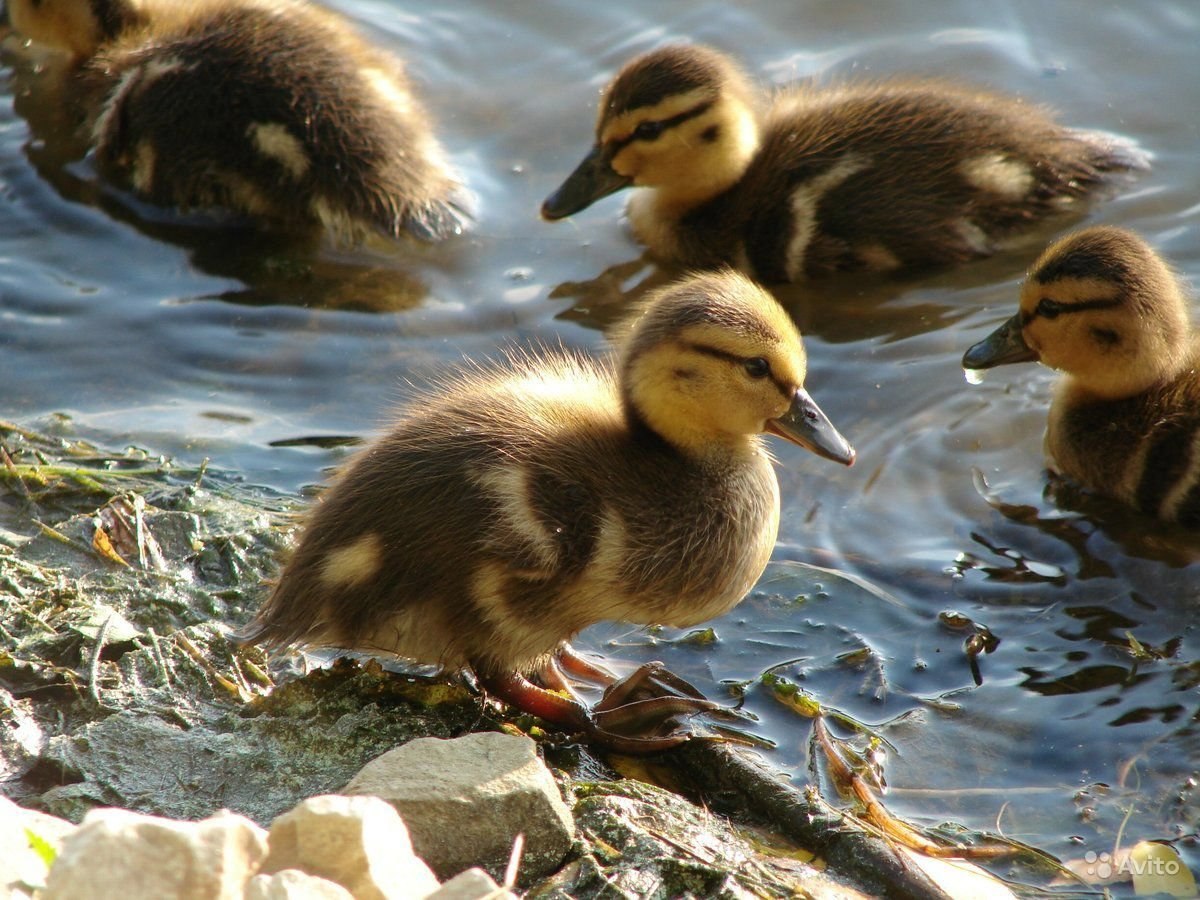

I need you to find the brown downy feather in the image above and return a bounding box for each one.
[543,44,1147,281]
[246,270,854,680]
[7,0,468,241]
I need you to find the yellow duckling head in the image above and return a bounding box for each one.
[542,45,760,219]
[620,269,855,465]
[963,226,1191,400]
[5,0,139,59]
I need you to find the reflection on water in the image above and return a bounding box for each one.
[1,0,1198,884]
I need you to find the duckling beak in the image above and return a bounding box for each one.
[767,389,856,466]
[962,313,1038,370]
[541,145,633,220]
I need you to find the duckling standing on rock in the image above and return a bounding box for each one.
[246,269,855,751]
[543,44,1146,281]
[5,0,467,241]
[964,226,1200,524]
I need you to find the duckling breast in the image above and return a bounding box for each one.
[1048,370,1200,524]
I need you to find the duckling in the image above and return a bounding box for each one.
[245,269,855,751]
[963,226,1200,524]
[542,44,1146,281]
[5,0,467,241]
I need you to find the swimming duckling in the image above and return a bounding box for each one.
[5,0,466,241]
[542,44,1145,281]
[245,269,855,751]
[963,226,1200,524]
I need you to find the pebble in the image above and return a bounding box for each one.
[4,733,555,899]
[344,731,575,883]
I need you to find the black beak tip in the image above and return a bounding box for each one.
[540,197,568,221]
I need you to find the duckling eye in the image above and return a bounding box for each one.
[1035,298,1064,319]
[633,119,665,142]
[743,357,771,379]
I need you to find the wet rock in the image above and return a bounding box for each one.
[0,687,45,786]
[41,807,267,899]
[31,663,478,827]
[0,796,75,898]
[244,869,354,900]
[260,794,438,900]
[531,778,870,900]
[344,732,574,884]
[428,868,517,900]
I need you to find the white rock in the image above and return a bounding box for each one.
[425,867,516,900]
[344,732,574,882]
[41,807,267,900]
[260,794,438,900]
[0,796,76,898]
[244,869,355,900]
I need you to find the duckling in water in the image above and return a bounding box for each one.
[964,226,1200,524]
[542,44,1146,281]
[5,0,467,241]
[246,270,855,750]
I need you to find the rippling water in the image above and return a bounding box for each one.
[2,0,1198,884]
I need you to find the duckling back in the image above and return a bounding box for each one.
[11,0,466,240]
[738,81,1146,280]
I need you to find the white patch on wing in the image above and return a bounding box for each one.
[362,66,413,116]
[960,154,1034,200]
[319,532,384,588]
[93,67,144,148]
[1159,431,1200,521]
[249,122,311,179]
[138,57,186,86]
[955,219,992,255]
[476,464,559,568]
[131,141,156,193]
[784,154,870,280]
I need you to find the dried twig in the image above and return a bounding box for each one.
[87,612,115,707]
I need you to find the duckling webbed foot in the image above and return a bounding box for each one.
[551,645,723,742]
[476,657,719,754]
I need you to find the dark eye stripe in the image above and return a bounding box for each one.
[606,100,715,157]
[685,342,792,400]
[1021,296,1123,325]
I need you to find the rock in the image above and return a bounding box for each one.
[0,796,76,898]
[41,807,267,900]
[260,794,438,900]
[344,732,574,883]
[244,869,355,900]
[552,778,872,900]
[0,687,45,785]
[427,867,516,900]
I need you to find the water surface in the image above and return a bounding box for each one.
[2,0,1198,886]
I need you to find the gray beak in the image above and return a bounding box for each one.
[541,144,632,220]
[767,389,856,466]
[962,313,1038,370]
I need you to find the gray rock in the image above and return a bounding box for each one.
[244,869,355,900]
[0,688,46,786]
[428,868,517,900]
[0,796,76,898]
[41,807,267,900]
[260,794,439,900]
[532,778,872,900]
[344,732,574,883]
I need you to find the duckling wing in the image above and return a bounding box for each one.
[247,358,622,673]
[735,84,1145,280]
